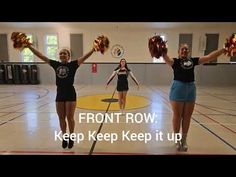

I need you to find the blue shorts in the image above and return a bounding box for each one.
[169,80,196,102]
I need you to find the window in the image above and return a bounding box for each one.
[0,34,9,61]
[152,35,166,63]
[45,34,58,60]
[204,34,219,63]
[21,34,34,62]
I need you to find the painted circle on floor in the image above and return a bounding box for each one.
[76,94,150,111]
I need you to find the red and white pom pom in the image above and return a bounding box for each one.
[224,33,236,57]
[148,34,167,58]
[93,35,110,54]
[11,32,32,51]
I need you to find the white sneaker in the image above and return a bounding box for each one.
[181,139,188,151]
[175,141,181,151]
[122,109,125,114]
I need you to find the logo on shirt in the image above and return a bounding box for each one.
[180,58,193,69]
[56,66,69,78]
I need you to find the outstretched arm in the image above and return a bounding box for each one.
[106,71,117,85]
[162,47,173,66]
[198,48,226,65]
[27,45,50,64]
[162,53,174,67]
[77,48,95,65]
[129,71,139,87]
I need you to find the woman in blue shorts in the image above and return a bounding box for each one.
[162,43,226,151]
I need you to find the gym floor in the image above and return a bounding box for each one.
[0,84,235,155]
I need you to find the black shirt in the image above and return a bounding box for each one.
[49,60,79,87]
[172,57,199,82]
[115,68,130,84]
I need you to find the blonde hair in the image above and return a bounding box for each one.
[60,48,71,58]
[178,43,189,52]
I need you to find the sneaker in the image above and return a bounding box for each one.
[175,141,181,151]
[68,138,74,149]
[122,109,125,115]
[62,140,68,149]
[181,139,188,151]
[120,109,124,115]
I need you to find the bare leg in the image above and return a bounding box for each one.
[122,91,127,111]
[56,102,67,148]
[65,101,76,134]
[170,101,184,133]
[118,91,123,112]
[181,102,195,151]
[65,101,76,149]
[56,102,66,133]
[170,101,184,151]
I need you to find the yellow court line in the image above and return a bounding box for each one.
[76,94,150,111]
